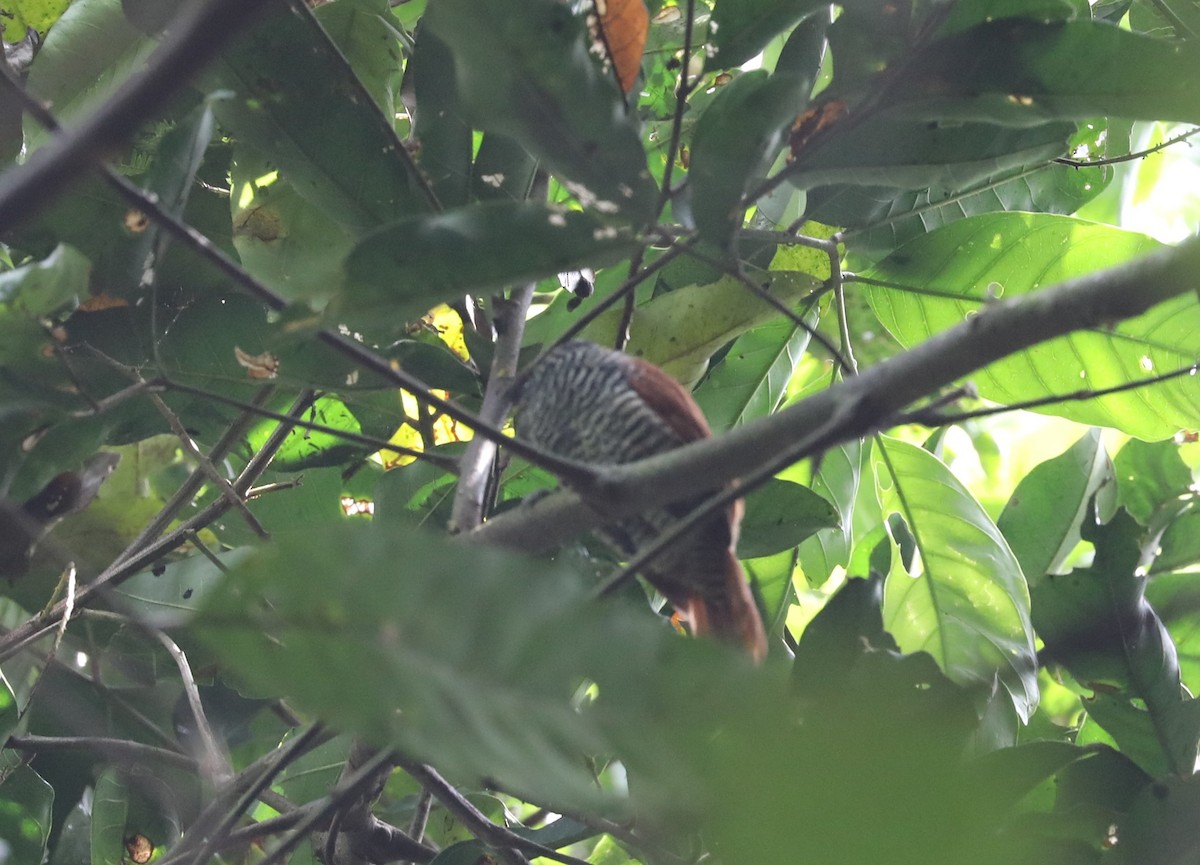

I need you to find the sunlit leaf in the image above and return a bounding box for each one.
[998,429,1115,585]
[0,243,89,315]
[863,213,1200,439]
[694,318,812,431]
[689,70,809,245]
[876,436,1039,721]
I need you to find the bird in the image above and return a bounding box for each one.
[0,452,121,579]
[513,340,767,661]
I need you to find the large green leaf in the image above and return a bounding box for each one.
[1114,438,1194,526]
[625,268,822,386]
[90,767,129,865]
[998,429,1115,586]
[343,202,639,320]
[875,436,1039,721]
[807,120,1118,257]
[797,437,864,587]
[195,521,665,813]
[210,0,428,235]
[1115,774,1200,865]
[890,19,1200,125]
[863,213,1200,439]
[1032,509,1200,777]
[423,0,656,222]
[229,146,358,307]
[24,0,153,153]
[795,118,1075,193]
[410,23,472,208]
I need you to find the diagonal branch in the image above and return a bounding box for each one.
[0,0,275,232]
[471,234,1200,552]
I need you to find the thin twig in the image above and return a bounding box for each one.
[112,385,278,569]
[400,761,594,865]
[153,630,233,786]
[0,391,318,662]
[899,361,1200,426]
[1055,125,1200,168]
[163,723,328,865]
[254,749,398,865]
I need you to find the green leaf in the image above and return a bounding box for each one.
[0,764,54,865]
[48,800,91,865]
[807,119,1119,256]
[998,429,1115,586]
[110,548,251,628]
[1,0,71,38]
[410,23,472,208]
[0,670,15,742]
[471,132,540,203]
[1153,499,1200,575]
[625,268,822,386]
[863,213,1200,439]
[195,521,628,813]
[891,19,1200,125]
[688,71,809,246]
[343,202,639,320]
[90,767,129,865]
[429,840,489,865]
[1114,438,1194,526]
[0,243,90,315]
[739,478,839,559]
[24,0,153,153]
[875,435,1039,720]
[124,101,216,288]
[1032,509,1200,776]
[694,313,812,432]
[424,0,656,222]
[256,395,368,471]
[709,0,827,69]
[1115,774,1200,865]
[316,0,404,115]
[797,437,865,587]
[211,0,429,235]
[230,146,358,307]
[797,117,1074,193]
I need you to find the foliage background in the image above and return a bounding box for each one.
[0,0,1197,863]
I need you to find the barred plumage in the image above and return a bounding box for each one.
[514,340,767,660]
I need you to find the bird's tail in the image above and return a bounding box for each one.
[684,551,767,663]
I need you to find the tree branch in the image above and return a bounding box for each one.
[0,0,275,233]
[471,235,1200,552]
